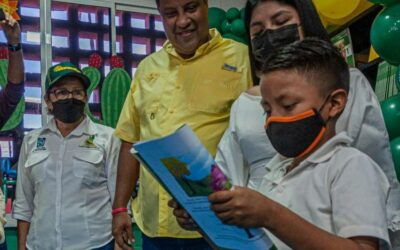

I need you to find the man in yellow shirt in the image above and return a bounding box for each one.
[112,0,251,249]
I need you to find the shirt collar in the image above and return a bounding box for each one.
[163,29,222,61]
[264,132,353,184]
[302,132,352,165]
[40,116,95,137]
[265,132,353,171]
[265,154,291,172]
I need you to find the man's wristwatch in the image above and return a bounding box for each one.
[8,43,22,52]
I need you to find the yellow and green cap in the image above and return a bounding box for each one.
[45,62,90,92]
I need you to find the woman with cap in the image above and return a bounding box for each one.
[12,62,121,250]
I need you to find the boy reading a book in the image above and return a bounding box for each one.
[170,38,390,249]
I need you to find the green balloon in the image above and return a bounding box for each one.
[240,7,246,20]
[369,0,399,6]
[396,66,400,91]
[223,33,248,45]
[390,137,400,181]
[371,3,400,66]
[208,7,226,33]
[221,20,232,34]
[226,7,240,22]
[231,19,246,36]
[381,94,400,140]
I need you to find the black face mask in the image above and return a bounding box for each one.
[52,98,85,123]
[264,97,330,158]
[251,24,300,68]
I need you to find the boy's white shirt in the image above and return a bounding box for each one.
[258,132,391,250]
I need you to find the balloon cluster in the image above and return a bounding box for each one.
[208,7,248,45]
[371,0,400,181]
[380,85,400,181]
[370,1,400,66]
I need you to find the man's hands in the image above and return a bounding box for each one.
[112,141,140,249]
[168,199,199,231]
[1,11,21,45]
[112,212,134,250]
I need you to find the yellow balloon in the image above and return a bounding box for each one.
[322,0,373,26]
[318,12,329,28]
[313,0,360,20]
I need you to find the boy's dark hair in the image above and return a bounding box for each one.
[261,37,349,94]
[245,0,330,85]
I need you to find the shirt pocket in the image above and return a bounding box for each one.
[25,151,49,184]
[137,73,170,122]
[188,69,242,114]
[72,149,105,181]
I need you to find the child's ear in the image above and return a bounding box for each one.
[327,89,347,119]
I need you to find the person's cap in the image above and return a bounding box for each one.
[45,62,90,91]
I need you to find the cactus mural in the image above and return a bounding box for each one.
[82,53,103,124]
[82,53,131,128]
[0,47,25,132]
[84,53,102,95]
[101,55,130,128]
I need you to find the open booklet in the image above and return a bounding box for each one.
[132,124,273,250]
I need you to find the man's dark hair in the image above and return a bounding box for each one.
[156,0,207,7]
[245,0,330,85]
[261,37,349,94]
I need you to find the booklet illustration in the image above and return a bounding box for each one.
[132,124,273,250]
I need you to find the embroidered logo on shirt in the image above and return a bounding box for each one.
[34,137,47,151]
[79,134,98,148]
[222,63,237,72]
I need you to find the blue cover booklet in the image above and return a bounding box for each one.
[132,124,273,250]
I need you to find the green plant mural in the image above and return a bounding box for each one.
[83,67,101,96]
[82,55,103,125]
[83,53,131,128]
[101,55,131,128]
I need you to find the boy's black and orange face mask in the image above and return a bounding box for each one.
[264,109,326,158]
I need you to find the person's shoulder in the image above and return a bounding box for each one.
[349,67,368,82]
[348,67,374,94]
[136,49,168,70]
[86,118,115,138]
[89,120,115,135]
[231,88,262,110]
[24,127,45,141]
[311,133,375,170]
[329,145,380,173]
[328,145,390,191]
[333,146,367,159]
[20,127,47,148]
[349,67,362,75]
[246,86,261,96]
[220,38,248,52]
